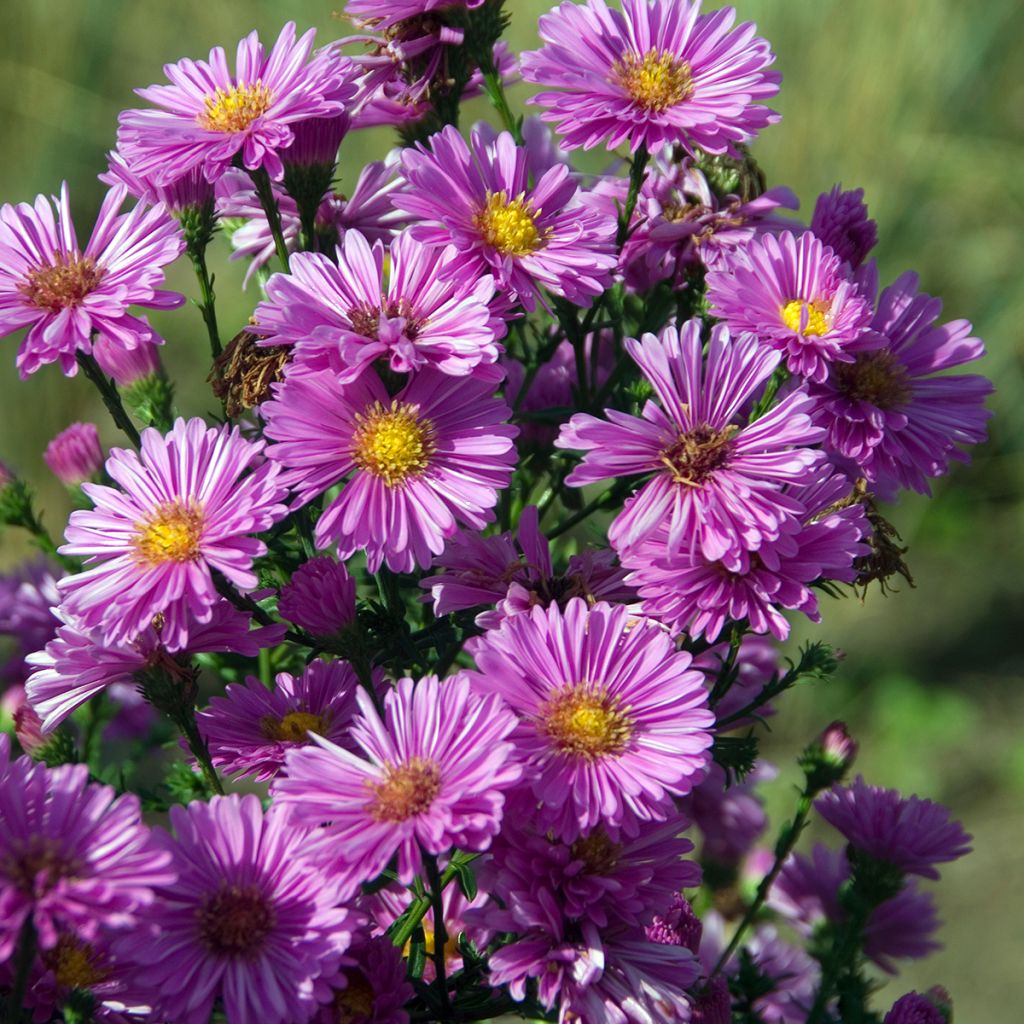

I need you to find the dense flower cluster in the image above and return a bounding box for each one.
[0,1,991,1022]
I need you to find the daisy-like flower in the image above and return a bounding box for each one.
[519,0,780,155]
[44,422,103,486]
[135,794,356,1024]
[815,776,972,880]
[556,319,824,566]
[622,467,869,641]
[0,558,60,681]
[706,230,874,382]
[277,556,357,640]
[117,23,357,186]
[395,125,617,310]
[272,674,522,890]
[57,417,288,648]
[262,368,517,573]
[0,740,175,961]
[255,229,500,380]
[312,935,413,1024]
[806,271,993,496]
[345,0,484,28]
[0,183,184,378]
[26,599,284,732]
[466,598,714,841]
[198,659,362,782]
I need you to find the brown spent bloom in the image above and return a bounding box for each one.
[210,328,289,417]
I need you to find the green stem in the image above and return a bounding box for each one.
[617,144,649,249]
[389,855,478,950]
[187,239,222,362]
[81,692,106,771]
[479,58,522,144]
[177,708,225,796]
[76,352,141,448]
[423,853,453,1018]
[806,904,872,1024]
[5,915,36,1024]
[248,167,291,272]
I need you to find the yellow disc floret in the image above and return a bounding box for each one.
[133,500,204,567]
[368,757,443,822]
[260,710,329,743]
[43,936,109,990]
[351,401,435,488]
[540,683,634,760]
[615,49,694,112]
[780,299,831,337]
[198,81,273,133]
[475,191,545,257]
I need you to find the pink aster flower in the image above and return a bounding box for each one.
[57,417,288,648]
[0,741,175,960]
[272,674,522,890]
[134,794,356,1024]
[118,23,357,186]
[44,422,103,486]
[395,125,617,310]
[884,992,948,1024]
[26,599,284,731]
[101,148,215,214]
[277,555,357,639]
[345,0,484,27]
[466,598,714,842]
[262,368,517,573]
[706,230,874,382]
[197,659,362,782]
[91,332,162,386]
[254,229,500,380]
[520,0,780,155]
[556,319,824,566]
[810,185,877,269]
[815,776,972,880]
[622,467,869,641]
[0,558,60,679]
[806,271,993,496]
[0,182,184,378]
[312,935,412,1024]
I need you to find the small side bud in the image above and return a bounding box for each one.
[44,422,103,486]
[884,989,952,1024]
[799,721,857,792]
[14,703,77,766]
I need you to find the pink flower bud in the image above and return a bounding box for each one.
[44,422,103,486]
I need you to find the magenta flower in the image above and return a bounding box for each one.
[57,418,288,648]
[810,185,877,269]
[118,23,357,186]
[262,368,517,573]
[622,467,869,641]
[0,740,175,960]
[556,319,824,566]
[26,599,284,731]
[681,761,770,866]
[255,229,500,380]
[520,0,780,155]
[273,674,522,891]
[44,422,103,486]
[0,558,60,680]
[395,125,617,310]
[815,776,972,879]
[277,555,357,639]
[135,794,356,1024]
[707,230,874,382]
[345,0,484,28]
[91,332,162,386]
[884,992,948,1024]
[312,935,413,1024]
[101,148,215,213]
[198,659,362,782]
[0,183,183,378]
[466,598,714,841]
[806,271,993,496]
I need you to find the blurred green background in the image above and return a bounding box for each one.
[1,0,1021,1016]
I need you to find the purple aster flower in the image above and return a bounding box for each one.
[312,935,412,1024]
[272,674,522,890]
[520,0,780,155]
[118,23,357,186]
[254,229,500,380]
[197,659,362,782]
[706,230,874,382]
[810,185,877,269]
[622,466,869,641]
[101,148,215,214]
[742,926,819,1024]
[0,182,184,378]
[680,761,771,866]
[0,558,60,677]
[806,271,993,496]
[57,417,288,648]
[556,319,824,566]
[26,598,283,733]
[395,125,617,310]
[91,332,162,386]
[884,991,949,1024]
[646,891,702,952]
[277,555,357,639]
[262,367,517,573]
[345,0,484,27]
[815,776,972,879]
[44,422,103,486]
[0,740,175,960]
[769,844,940,974]
[134,794,356,1024]
[466,598,714,841]
[422,504,634,630]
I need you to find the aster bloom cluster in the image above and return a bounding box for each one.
[0,1,993,1022]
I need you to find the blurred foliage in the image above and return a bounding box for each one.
[1,0,1022,1013]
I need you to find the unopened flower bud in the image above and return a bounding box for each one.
[44,422,103,486]
[800,721,857,791]
[92,335,162,387]
[884,989,952,1024]
[14,702,76,766]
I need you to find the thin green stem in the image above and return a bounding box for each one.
[479,57,522,144]
[248,167,291,272]
[5,915,36,1024]
[81,692,106,772]
[389,855,478,950]
[806,903,872,1024]
[617,143,649,249]
[423,853,452,1018]
[76,352,141,448]
[177,709,225,796]
[187,240,222,362]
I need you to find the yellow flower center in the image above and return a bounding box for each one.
[351,401,435,488]
[402,926,461,963]
[259,710,329,743]
[570,828,622,875]
[780,299,831,337]
[615,48,694,112]
[540,683,634,760]
[475,191,545,257]
[334,971,376,1023]
[18,255,103,312]
[133,500,204,566]
[198,81,274,133]
[832,350,911,410]
[659,424,735,487]
[368,757,443,822]
[198,884,276,957]
[43,936,109,990]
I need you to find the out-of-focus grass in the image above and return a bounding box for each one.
[1,0,1022,1014]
